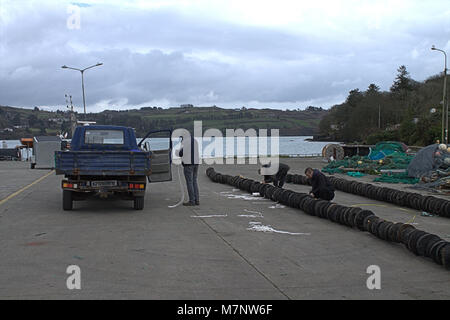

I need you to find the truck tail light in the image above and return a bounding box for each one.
[129,183,145,189]
[63,183,73,188]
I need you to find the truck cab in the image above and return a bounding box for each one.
[55,125,172,210]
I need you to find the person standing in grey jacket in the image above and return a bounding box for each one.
[178,136,200,206]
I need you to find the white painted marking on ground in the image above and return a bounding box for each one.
[226,194,268,201]
[268,203,286,209]
[247,222,310,236]
[191,215,228,218]
[217,189,270,202]
[238,209,264,218]
[245,209,263,215]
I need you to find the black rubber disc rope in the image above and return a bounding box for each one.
[206,167,450,270]
[285,174,450,218]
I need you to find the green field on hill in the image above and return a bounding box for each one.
[0,105,327,139]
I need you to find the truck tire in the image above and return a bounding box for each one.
[134,196,144,210]
[63,190,73,210]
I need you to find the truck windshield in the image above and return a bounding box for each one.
[85,130,124,145]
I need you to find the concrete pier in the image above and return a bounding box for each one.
[0,159,449,299]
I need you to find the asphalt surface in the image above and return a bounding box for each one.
[0,159,449,300]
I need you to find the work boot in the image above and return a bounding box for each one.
[195,201,200,206]
[183,202,195,206]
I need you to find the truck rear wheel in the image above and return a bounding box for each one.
[63,190,73,210]
[134,196,144,210]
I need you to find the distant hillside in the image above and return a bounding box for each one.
[0,105,328,139]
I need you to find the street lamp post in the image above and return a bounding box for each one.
[431,46,448,144]
[61,63,103,114]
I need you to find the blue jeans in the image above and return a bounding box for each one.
[183,165,199,204]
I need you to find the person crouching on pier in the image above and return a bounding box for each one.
[259,163,290,188]
[305,167,335,201]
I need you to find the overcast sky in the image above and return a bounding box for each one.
[1,0,449,112]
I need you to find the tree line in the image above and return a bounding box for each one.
[319,66,448,146]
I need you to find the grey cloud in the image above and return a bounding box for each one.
[1,2,449,111]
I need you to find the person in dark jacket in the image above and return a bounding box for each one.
[305,167,335,201]
[259,163,290,188]
[178,136,200,206]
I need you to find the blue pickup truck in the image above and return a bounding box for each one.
[55,125,172,210]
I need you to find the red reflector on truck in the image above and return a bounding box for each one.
[128,183,145,189]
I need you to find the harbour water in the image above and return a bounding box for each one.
[141,136,333,157]
[1,136,334,159]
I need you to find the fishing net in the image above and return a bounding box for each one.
[410,175,450,192]
[368,141,407,160]
[322,154,415,175]
[407,144,442,178]
[347,171,366,177]
[322,155,372,174]
[405,144,450,192]
[322,141,416,184]
[373,173,419,184]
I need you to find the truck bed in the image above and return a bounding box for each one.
[55,150,151,176]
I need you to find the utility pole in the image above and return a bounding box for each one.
[378,105,381,129]
[65,94,77,138]
[431,46,448,144]
[61,63,103,115]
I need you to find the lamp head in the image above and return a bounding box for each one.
[61,65,68,68]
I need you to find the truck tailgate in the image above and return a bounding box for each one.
[55,151,151,176]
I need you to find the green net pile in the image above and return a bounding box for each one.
[347,171,366,177]
[322,156,374,174]
[373,173,419,184]
[322,154,415,173]
[322,142,417,184]
[367,141,406,160]
[377,152,414,170]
